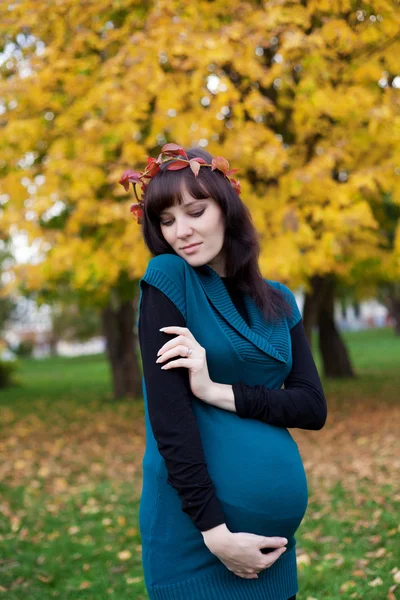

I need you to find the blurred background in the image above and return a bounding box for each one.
[0,1,399,598]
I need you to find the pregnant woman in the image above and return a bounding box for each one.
[120,143,327,600]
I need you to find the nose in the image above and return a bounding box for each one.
[175,216,194,239]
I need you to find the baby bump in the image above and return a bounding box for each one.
[192,401,309,542]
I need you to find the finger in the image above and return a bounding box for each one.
[234,573,258,579]
[157,345,193,362]
[261,546,287,568]
[158,334,190,355]
[160,358,195,370]
[159,326,195,341]
[235,569,260,575]
[258,536,288,549]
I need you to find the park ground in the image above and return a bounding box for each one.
[0,327,399,599]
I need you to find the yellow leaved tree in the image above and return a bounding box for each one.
[1,0,399,396]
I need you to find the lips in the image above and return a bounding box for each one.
[182,243,201,249]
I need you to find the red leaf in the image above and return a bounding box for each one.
[189,160,201,177]
[167,160,189,170]
[130,203,144,223]
[145,158,161,178]
[211,156,230,176]
[118,170,141,192]
[161,143,188,159]
[190,157,207,164]
[229,178,241,194]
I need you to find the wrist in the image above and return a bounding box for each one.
[203,381,220,404]
[205,382,236,412]
[201,522,231,547]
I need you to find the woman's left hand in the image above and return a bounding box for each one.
[156,326,214,402]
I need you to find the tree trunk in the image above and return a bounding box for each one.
[386,292,400,336]
[303,274,355,378]
[317,274,355,378]
[302,275,327,348]
[101,293,141,399]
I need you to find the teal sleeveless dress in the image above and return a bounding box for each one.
[137,254,308,600]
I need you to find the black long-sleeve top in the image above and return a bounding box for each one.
[138,276,327,533]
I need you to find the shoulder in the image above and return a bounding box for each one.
[140,254,188,321]
[144,253,187,281]
[267,279,295,300]
[146,253,186,270]
[265,279,302,330]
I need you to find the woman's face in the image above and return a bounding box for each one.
[159,182,227,276]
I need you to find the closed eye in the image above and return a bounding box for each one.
[160,209,205,227]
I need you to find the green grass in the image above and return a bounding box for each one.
[4,353,113,402]
[0,327,399,599]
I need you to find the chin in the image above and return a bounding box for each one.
[182,255,203,263]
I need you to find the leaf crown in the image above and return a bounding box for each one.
[118,143,241,224]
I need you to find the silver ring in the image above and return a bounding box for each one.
[186,346,193,357]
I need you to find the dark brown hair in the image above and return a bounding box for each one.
[141,146,292,324]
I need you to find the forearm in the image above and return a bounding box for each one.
[206,382,237,413]
[233,382,326,429]
[207,380,326,430]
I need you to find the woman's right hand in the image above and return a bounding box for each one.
[201,523,288,579]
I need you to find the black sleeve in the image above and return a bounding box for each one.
[138,281,226,532]
[232,319,327,430]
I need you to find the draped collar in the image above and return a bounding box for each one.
[194,264,288,364]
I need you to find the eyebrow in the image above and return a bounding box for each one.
[160,198,209,216]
